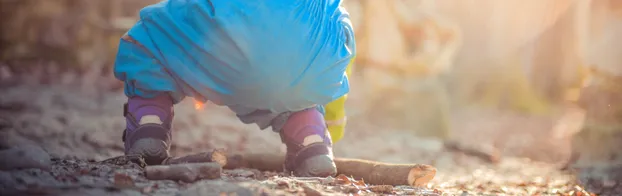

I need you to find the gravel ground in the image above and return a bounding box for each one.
[0,73,620,195]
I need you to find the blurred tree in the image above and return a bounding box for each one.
[0,0,156,72]
[355,0,462,140]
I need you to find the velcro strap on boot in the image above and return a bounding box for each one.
[285,143,331,171]
[127,124,172,147]
[122,102,173,143]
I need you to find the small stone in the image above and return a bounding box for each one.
[0,145,51,170]
[276,180,290,189]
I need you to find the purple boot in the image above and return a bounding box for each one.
[280,109,337,177]
[122,95,174,165]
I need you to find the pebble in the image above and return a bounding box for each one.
[0,144,51,170]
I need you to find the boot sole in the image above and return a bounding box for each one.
[294,154,337,177]
[127,138,170,165]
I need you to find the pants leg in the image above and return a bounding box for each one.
[228,105,326,133]
[114,34,182,164]
[114,34,187,103]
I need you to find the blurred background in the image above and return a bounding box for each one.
[1,0,621,186]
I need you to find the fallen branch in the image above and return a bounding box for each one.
[99,154,146,168]
[223,152,436,186]
[335,158,436,187]
[105,149,436,186]
[224,152,285,171]
[144,162,222,183]
[163,149,227,166]
[100,149,227,167]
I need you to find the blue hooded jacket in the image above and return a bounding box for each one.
[114,0,356,113]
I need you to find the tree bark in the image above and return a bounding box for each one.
[163,149,227,166]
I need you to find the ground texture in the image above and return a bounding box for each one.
[0,73,620,195]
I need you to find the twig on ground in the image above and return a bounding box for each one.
[223,152,437,186]
[163,149,227,166]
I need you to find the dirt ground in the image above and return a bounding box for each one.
[0,72,620,195]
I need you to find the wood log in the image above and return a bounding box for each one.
[144,162,222,183]
[223,152,436,186]
[164,150,437,186]
[334,158,436,187]
[224,153,285,172]
[163,149,227,166]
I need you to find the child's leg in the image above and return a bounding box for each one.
[115,34,182,165]
[281,108,336,177]
[232,106,336,177]
[123,94,174,165]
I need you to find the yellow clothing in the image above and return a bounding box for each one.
[324,57,354,142]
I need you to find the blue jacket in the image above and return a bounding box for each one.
[114,0,356,113]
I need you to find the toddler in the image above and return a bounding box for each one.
[114,0,355,177]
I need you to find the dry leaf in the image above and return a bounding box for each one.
[335,174,351,185]
[113,173,135,188]
[78,169,90,175]
[353,178,366,187]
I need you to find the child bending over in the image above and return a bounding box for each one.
[114,0,355,177]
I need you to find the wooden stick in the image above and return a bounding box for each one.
[223,152,436,186]
[224,153,285,171]
[144,162,222,183]
[334,158,436,187]
[163,149,227,166]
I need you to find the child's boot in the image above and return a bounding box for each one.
[122,95,174,165]
[280,109,337,177]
